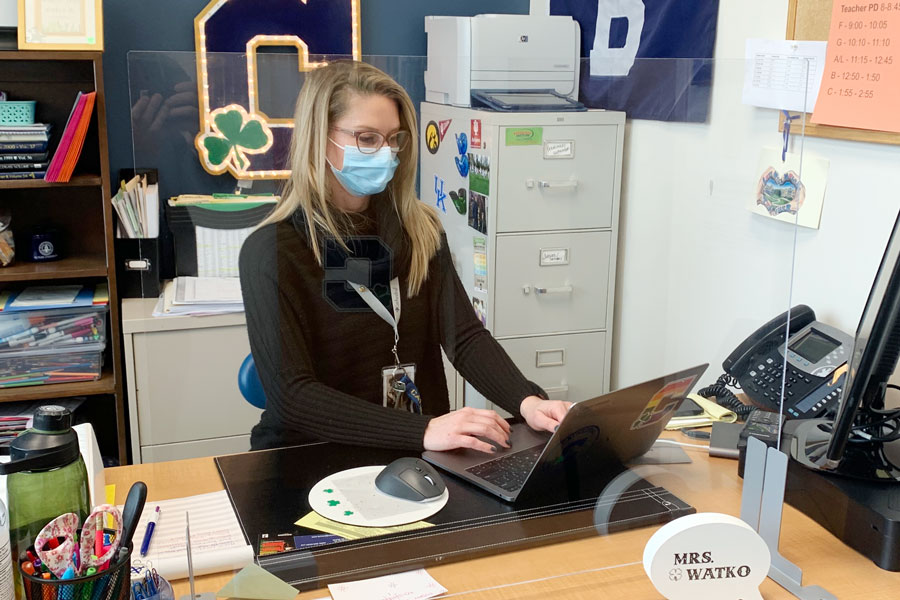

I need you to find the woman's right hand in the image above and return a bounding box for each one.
[423,407,511,453]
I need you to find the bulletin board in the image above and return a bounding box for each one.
[783,0,900,145]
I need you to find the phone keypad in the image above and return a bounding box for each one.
[742,355,840,419]
[743,359,818,407]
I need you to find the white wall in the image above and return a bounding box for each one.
[0,1,15,29]
[612,1,900,389]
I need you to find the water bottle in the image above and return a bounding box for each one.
[0,406,90,599]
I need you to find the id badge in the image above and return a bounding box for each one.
[382,363,418,413]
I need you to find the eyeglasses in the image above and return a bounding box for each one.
[331,127,410,154]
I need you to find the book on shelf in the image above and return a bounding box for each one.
[0,152,49,163]
[0,141,48,152]
[0,170,46,180]
[0,162,49,172]
[0,123,51,143]
[0,283,109,312]
[45,92,96,183]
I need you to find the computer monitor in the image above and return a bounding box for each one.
[812,210,900,480]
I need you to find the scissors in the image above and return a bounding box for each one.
[35,505,123,578]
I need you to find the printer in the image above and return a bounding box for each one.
[424,14,581,107]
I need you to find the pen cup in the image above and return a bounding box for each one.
[20,545,132,600]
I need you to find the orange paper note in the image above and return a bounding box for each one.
[811,1,900,133]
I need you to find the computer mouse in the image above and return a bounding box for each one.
[375,457,446,502]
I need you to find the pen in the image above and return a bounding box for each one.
[140,506,160,557]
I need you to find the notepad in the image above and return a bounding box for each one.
[122,491,253,580]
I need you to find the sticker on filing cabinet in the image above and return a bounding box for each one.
[540,248,569,266]
[473,237,487,292]
[449,188,467,215]
[468,191,487,234]
[468,153,490,195]
[544,140,575,159]
[433,175,447,213]
[424,121,440,154]
[437,119,452,141]
[631,376,697,430]
[471,119,482,149]
[505,127,543,146]
[472,297,487,326]
[454,133,469,176]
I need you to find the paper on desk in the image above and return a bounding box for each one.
[152,279,244,318]
[122,491,253,580]
[327,569,447,600]
[216,563,297,600]
[742,39,826,112]
[294,511,433,540]
[173,276,243,305]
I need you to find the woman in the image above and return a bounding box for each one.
[240,61,571,453]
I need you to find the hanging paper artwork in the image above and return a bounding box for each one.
[750,147,828,230]
[193,0,361,179]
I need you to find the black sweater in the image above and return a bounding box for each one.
[239,202,544,451]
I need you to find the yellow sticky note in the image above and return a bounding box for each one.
[294,511,433,540]
[105,484,116,528]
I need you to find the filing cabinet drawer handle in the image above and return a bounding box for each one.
[544,385,570,401]
[535,285,574,295]
[539,179,578,191]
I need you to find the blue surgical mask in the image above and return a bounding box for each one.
[328,139,399,197]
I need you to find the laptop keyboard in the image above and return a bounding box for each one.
[465,444,544,493]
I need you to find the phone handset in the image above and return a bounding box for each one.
[723,305,816,380]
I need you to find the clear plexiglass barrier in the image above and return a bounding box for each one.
[122,52,900,598]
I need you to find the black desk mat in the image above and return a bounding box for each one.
[215,442,694,590]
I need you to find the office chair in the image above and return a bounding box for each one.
[238,353,266,409]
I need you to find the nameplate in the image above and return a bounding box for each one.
[643,513,770,600]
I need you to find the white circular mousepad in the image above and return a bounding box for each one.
[308,466,449,527]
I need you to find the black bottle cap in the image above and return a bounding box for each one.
[2,406,80,471]
[32,405,74,433]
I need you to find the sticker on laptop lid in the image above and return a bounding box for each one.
[631,376,697,430]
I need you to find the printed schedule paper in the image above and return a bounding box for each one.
[811,1,900,132]
[743,39,827,112]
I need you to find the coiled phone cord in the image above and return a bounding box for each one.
[697,373,756,418]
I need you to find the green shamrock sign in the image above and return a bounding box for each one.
[327,500,340,507]
[323,489,334,494]
[344,511,354,516]
[196,104,273,176]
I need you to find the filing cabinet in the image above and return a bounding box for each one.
[420,103,624,411]
[121,299,261,463]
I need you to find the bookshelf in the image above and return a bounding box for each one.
[0,51,127,464]
[0,174,103,190]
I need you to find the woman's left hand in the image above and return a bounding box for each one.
[520,396,573,433]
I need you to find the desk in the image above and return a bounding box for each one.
[106,446,900,599]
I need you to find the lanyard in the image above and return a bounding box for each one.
[349,277,402,366]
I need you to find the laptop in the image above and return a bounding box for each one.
[422,364,708,502]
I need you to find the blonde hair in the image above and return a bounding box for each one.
[261,61,442,296]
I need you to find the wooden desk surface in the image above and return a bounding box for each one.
[105,445,900,599]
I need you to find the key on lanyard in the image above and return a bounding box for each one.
[398,374,422,414]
